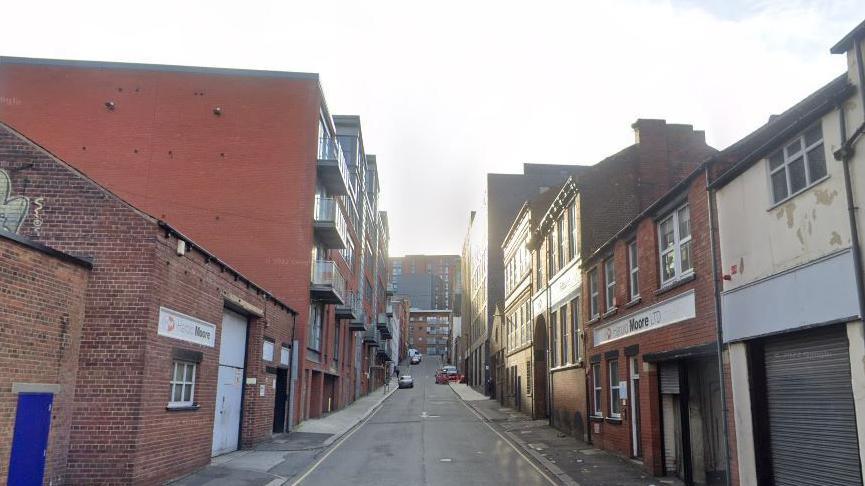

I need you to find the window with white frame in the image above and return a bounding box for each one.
[308,304,323,352]
[628,241,639,300]
[568,203,578,260]
[560,308,568,365]
[557,217,566,270]
[550,310,558,367]
[570,297,580,362]
[609,359,621,418]
[589,268,599,318]
[263,339,275,361]
[769,123,827,204]
[592,363,602,416]
[604,258,616,310]
[526,360,533,395]
[658,204,692,285]
[169,360,196,407]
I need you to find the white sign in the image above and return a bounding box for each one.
[532,292,548,318]
[157,307,216,347]
[549,263,581,308]
[593,290,696,346]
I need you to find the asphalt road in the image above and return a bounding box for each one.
[293,358,554,486]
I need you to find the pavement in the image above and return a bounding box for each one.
[452,382,685,486]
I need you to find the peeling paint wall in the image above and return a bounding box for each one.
[716,111,855,292]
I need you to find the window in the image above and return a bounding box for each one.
[262,339,275,361]
[557,217,565,270]
[308,304,323,352]
[280,345,290,366]
[568,203,577,260]
[560,308,568,365]
[628,241,639,300]
[570,297,580,363]
[658,204,692,285]
[548,233,557,276]
[609,359,621,418]
[550,311,558,367]
[333,322,340,361]
[169,360,196,408]
[769,124,827,204]
[592,363,602,416]
[526,360,533,395]
[604,258,616,310]
[589,268,599,318]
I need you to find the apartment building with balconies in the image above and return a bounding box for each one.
[0,57,387,436]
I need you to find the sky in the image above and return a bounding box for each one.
[0,0,861,256]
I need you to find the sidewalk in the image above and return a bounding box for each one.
[450,383,683,486]
[170,385,398,486]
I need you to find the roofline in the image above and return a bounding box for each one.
[831,19,865,54]
[709,77,855,189]
[501,201,532,251]
[158,222,298,316]
[0,228,93,269]
[0,56,320,81]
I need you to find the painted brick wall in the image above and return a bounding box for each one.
[0,234,89,485]
[0,124,298,484]
[584,175,721,476]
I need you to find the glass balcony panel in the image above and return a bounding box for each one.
[313,196,347,249]
[317,137,349,195]
[310,260,346,305]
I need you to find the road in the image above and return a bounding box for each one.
[293,358,554,486]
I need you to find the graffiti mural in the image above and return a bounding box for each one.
[0,169,29,234]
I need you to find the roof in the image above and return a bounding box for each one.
[0,56,319,80]
[0,228,93,269]
[831,19,865,54]
[710,73,854,189]
[0,122,298,316]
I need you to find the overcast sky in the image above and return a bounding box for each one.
[1,1,860,256]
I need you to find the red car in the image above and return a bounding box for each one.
[435,370,449,384]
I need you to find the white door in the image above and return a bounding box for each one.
[630,357,641,457]
[211,309,248,457]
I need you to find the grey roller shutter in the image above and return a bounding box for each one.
[660,361,680,394]
[764,325,862,486]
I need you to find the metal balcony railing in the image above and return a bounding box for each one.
[317,137,349,195]
[310,260,346,305]
[313,196,348,249]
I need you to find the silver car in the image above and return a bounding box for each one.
[398,375,414,389]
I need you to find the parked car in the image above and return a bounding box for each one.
[410,355,421,364]
[435,369,449,384]
[398,375,414,389]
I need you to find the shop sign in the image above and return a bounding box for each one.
[593,290,695,346]
[549,262,581,307]
[157,307,216,347]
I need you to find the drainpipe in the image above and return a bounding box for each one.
[837,102,865,333]
[705,166,731,486]
[287,310,298,432]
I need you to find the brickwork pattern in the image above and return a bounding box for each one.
[0,235,89,485]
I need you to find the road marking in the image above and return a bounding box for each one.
[290,395,389,485]
[456,396,559,486]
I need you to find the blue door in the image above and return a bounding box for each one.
[8,393,53,486]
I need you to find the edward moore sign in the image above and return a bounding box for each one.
[157,307,217,347]
[593,289,696,346]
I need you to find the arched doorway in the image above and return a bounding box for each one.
[533,316,548,419]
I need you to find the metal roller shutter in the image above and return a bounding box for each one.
[764,325,862,486]
[660,361,680,394]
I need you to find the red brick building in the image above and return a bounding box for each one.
[0,231,90,485]
[0,57,391,425]
[0,122,300,484]
[583,168,727,485]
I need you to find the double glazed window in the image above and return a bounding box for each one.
[592,363,602,416]
[609,359,621,418]
[628,241,639,300]
[308,304,324,352]
[168,360,196,408]
[769,124,827,204]
[604,259,616,310]
[658,204,692,285]
[589,268,600,319]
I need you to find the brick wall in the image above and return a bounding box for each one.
[550,368,587,439]
[0,234,89,485]
[584,175,721,476]
[0,123,298,484]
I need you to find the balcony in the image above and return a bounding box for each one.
[376,314,393,339]
[336,291,361,321]
[363,328,378,345]
[310,260,346,305]
[386,283,395,296]
[314,197,348,250]
[348,311,366,331]
[317,137,349,196]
